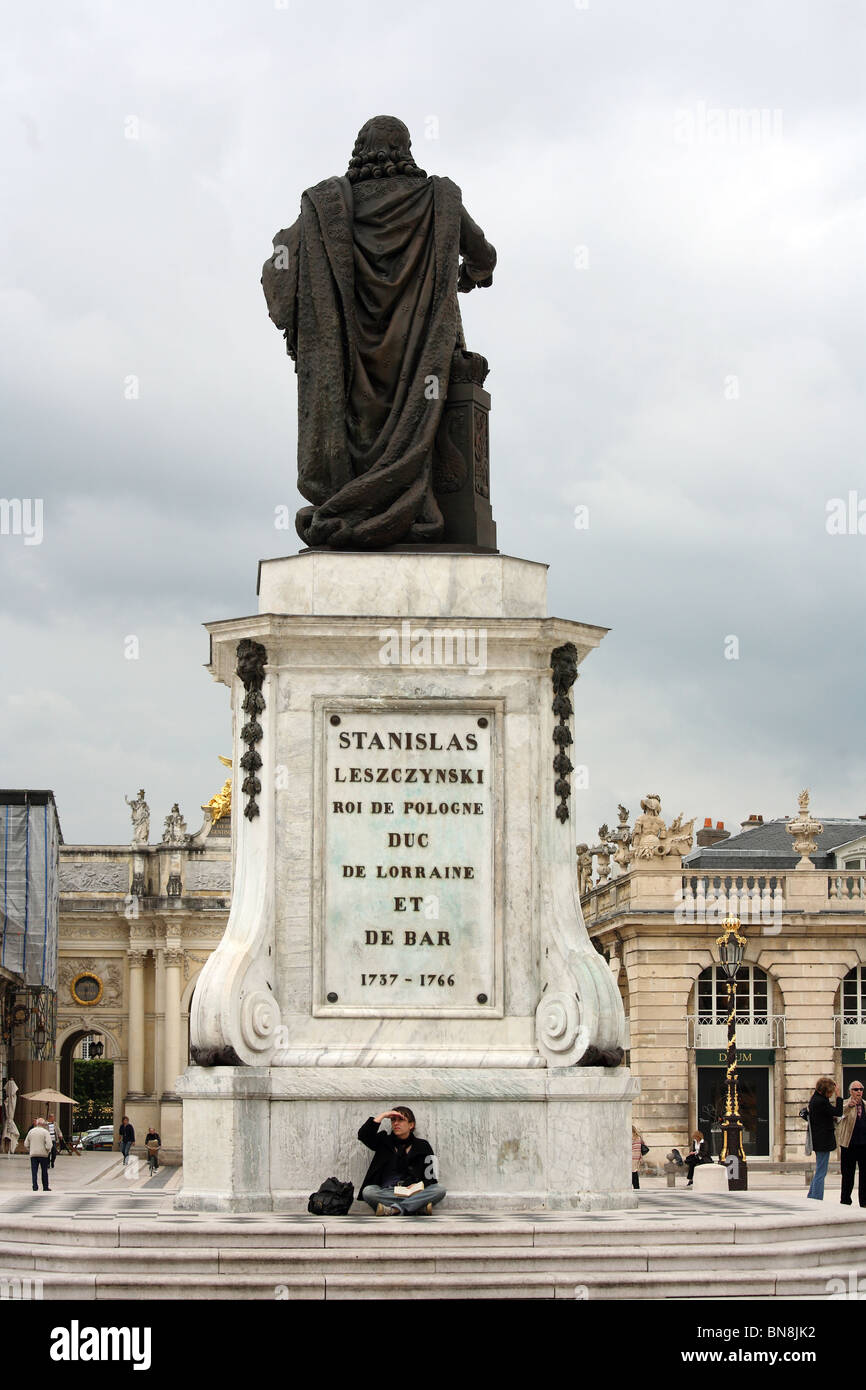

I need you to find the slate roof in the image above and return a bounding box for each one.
[684,818,866,870]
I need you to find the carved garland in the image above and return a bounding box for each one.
[550,643,578,823]
[237,639,267,820]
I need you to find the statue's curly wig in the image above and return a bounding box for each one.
[346,114,427,183]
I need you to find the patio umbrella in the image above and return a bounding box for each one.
[20,1088,77,1108]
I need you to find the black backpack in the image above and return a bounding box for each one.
[307,1177,355,1215]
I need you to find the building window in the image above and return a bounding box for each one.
[696,965,768,1024]
[842,967,866,1024]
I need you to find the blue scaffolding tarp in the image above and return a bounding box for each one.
[0,791,61,991]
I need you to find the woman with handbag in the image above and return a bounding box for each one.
[806,1075,842,1200]
[632,1126,648,1190]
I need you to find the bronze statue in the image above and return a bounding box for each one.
[262,116,496,549]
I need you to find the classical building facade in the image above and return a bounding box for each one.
[581,794,866,1164]
[57,789,231,1161]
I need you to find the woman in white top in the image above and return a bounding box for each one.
[684,1131,711,1185]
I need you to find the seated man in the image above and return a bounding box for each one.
[358,1106,446,1215]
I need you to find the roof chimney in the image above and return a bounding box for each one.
[697,818,731,848]
[739,813,764,832]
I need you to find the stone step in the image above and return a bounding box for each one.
[0,1265,855,1301]
[1,1233,864,1280]
[3,1205,864,1299]
[3,1209,863,1250]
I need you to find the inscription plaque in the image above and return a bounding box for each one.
[317,704,496,1014]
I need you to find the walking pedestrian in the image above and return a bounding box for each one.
[838,1079,866,1207]
[24,1118,52,1192]
[119,1115,136,1166]
[806,1076,842,1200]
[46,1113,61,1168]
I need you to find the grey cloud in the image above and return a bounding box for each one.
[1,0,863,842]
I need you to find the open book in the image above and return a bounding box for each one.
[393,1182,424,1197]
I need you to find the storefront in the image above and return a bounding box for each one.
[695,1049,774,1156]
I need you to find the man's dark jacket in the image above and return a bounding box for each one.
[358,1118,436,1191]
[808,1092,843,1151]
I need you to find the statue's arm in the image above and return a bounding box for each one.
[458,205,497,293]
[261,218,301,360]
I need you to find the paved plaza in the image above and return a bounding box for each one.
[0,1152,854,1219]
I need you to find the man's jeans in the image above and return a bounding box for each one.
[121,1140,133,1165]
[361,1183,447,1214]
[30,1156,49,1191]
[807,1148,830,1199]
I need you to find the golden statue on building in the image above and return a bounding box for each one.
[201,755,233,825]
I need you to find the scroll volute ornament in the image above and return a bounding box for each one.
[189,635,282,1066]
[535,641,627,1068]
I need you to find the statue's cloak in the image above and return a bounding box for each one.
[263,174,467,548]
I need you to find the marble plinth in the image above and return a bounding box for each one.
[180,550,636,1212]
[175,1065,638,1212]
[256,550,548,619]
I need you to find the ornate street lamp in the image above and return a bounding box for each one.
[715,915,748,1191]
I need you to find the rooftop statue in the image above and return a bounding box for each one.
[631,794,695,860]
[262,115,497,549]
[125,789,149,846]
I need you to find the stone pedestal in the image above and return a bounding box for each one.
[433,381,496,549]
[177,1065,635,1211]
[178,551,637,1211]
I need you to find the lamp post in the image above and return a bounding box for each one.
[716,915,748,1191]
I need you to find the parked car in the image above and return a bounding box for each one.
[81,1126,115,1150]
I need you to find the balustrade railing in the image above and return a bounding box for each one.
[582,865,866,919]
[679,874,785,923]
[834,1015,866,1048]
[581,874,632,920]
[686,1013,786,1050]
[829,874,866,901]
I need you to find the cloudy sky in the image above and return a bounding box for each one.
[1,0,863,846]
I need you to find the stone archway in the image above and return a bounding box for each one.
[57,1023,123,1147]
